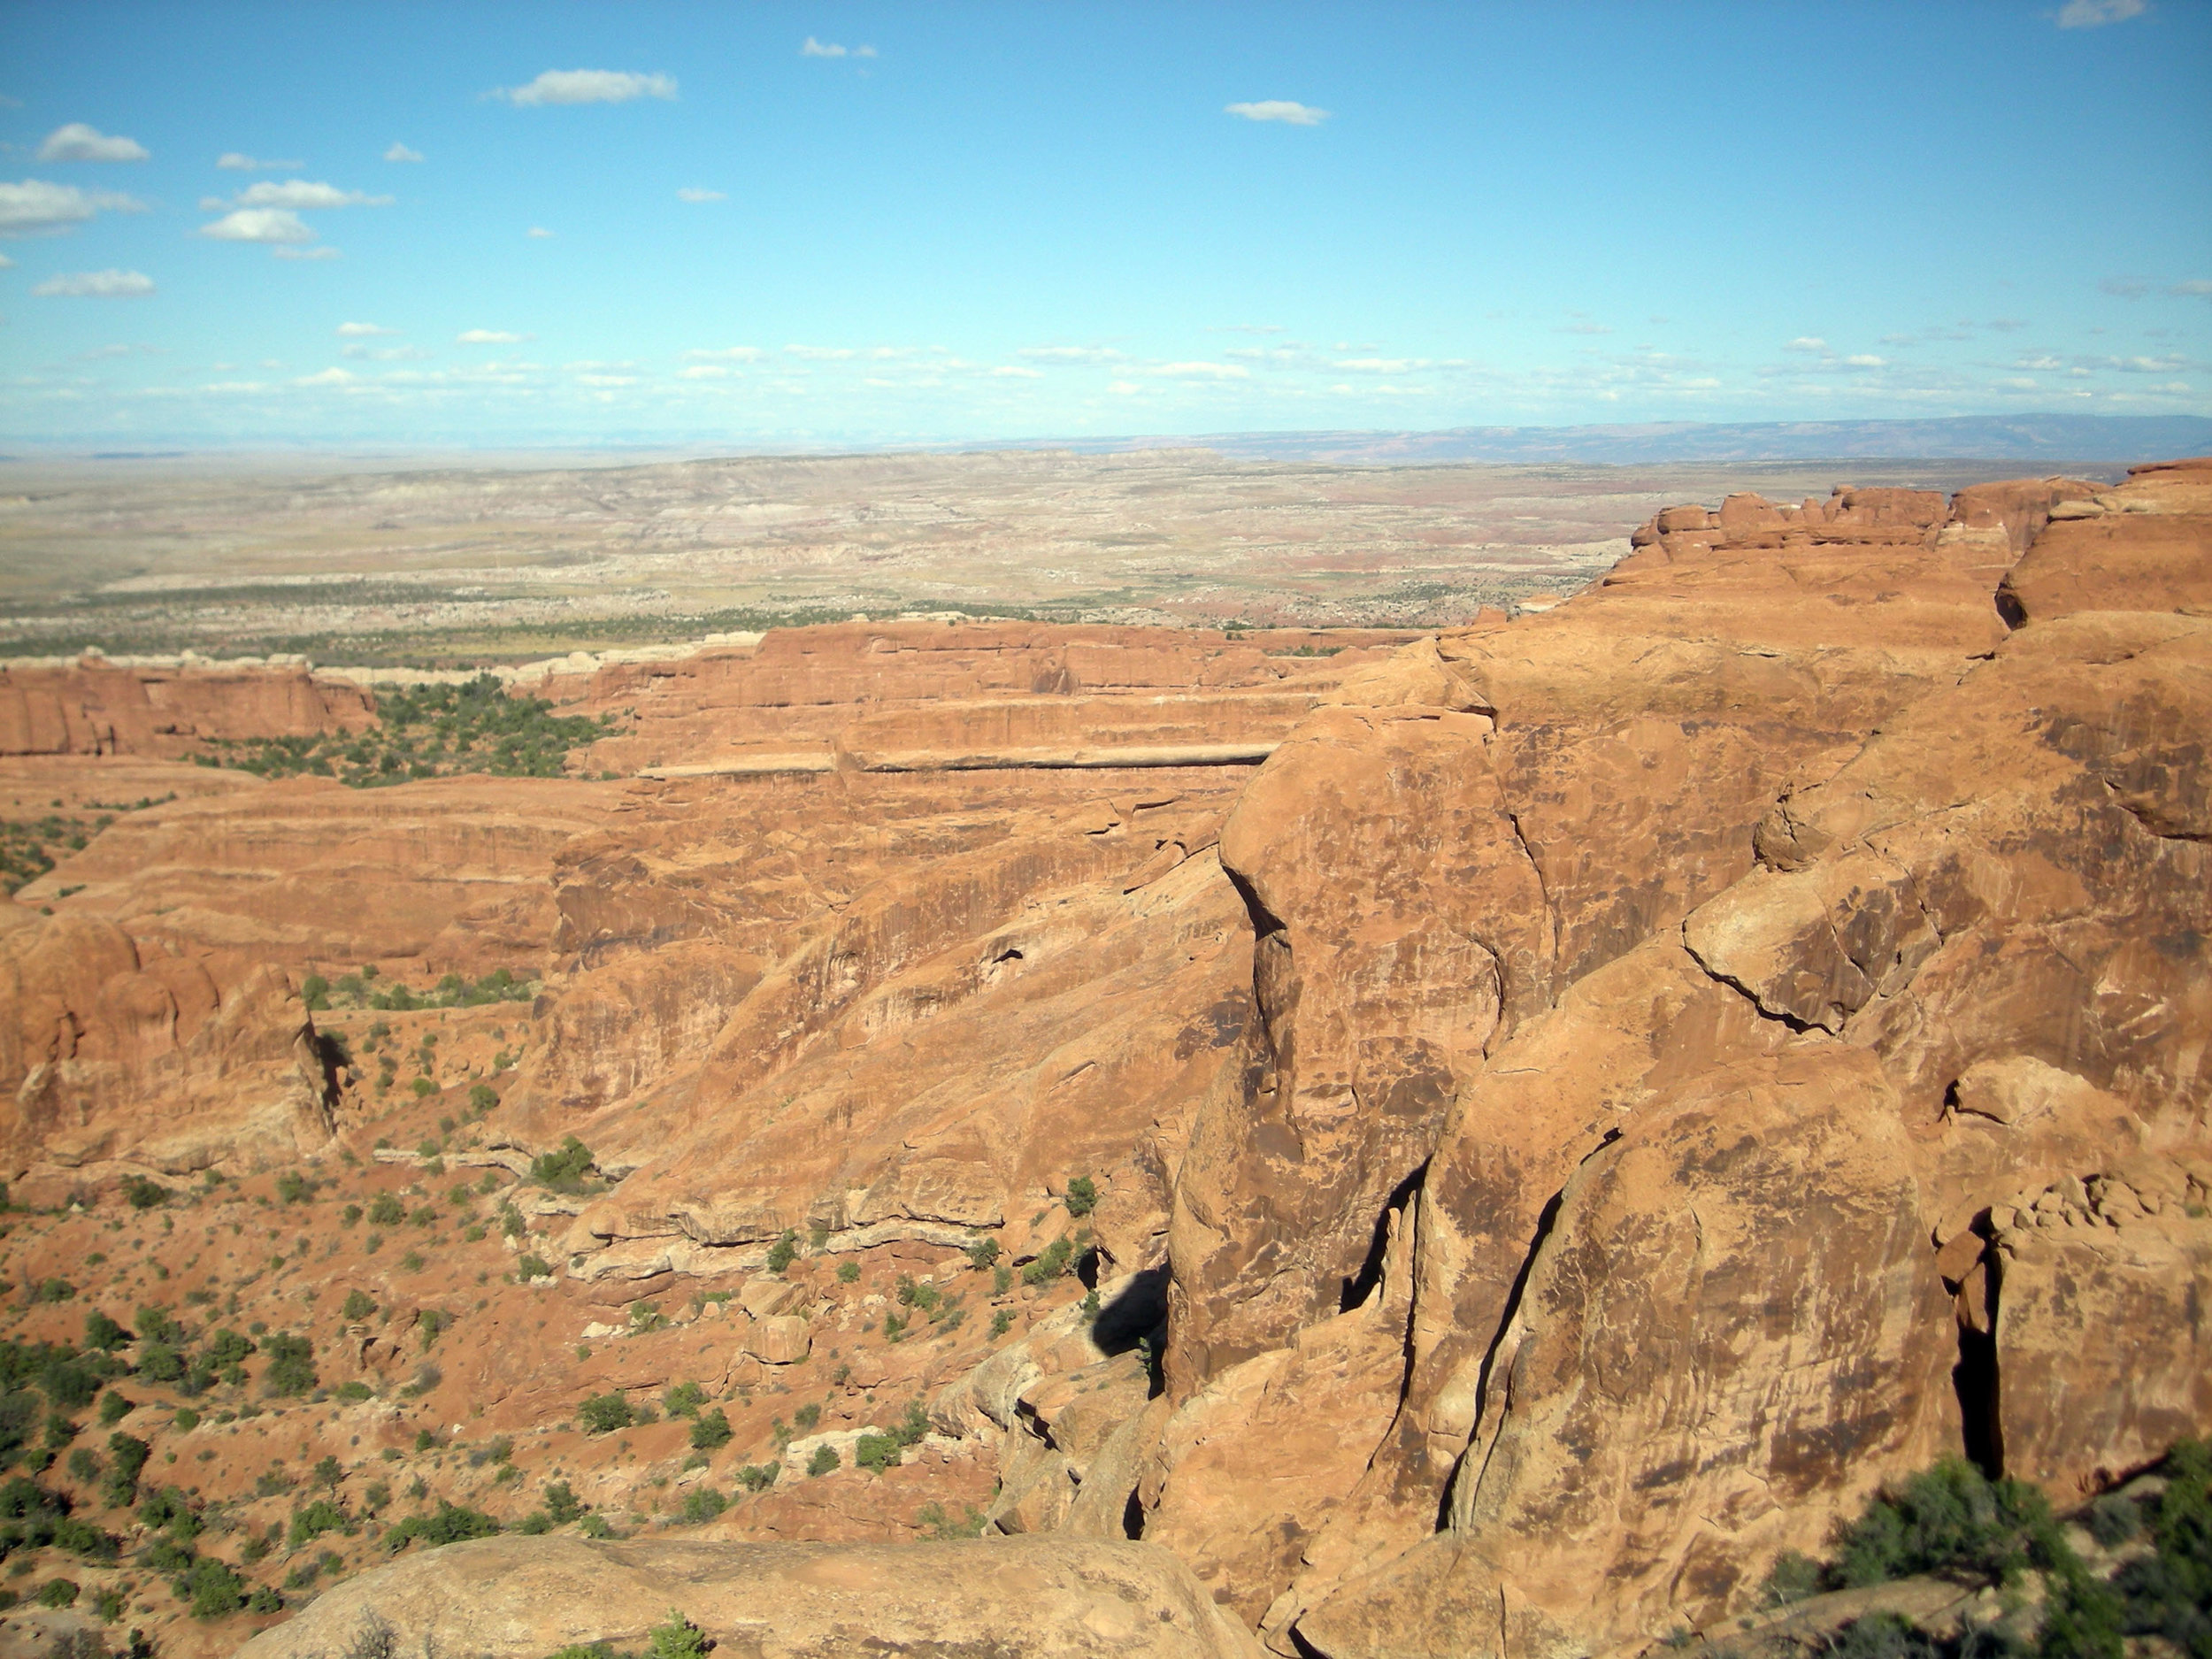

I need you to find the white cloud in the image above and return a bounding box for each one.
[676,187,726,203]
[1225,101,1328,126]
[1149,360,1249,379]
[342,343,428,361]
[2058,0,2144,24]
[800,36,873,57]
[784,344,856,359]
[336,321,396,336]
[0,180,146,235]
[384,142,425,163]
[1106,380,1141,396]
[206,180,392,210]
[1560,321,1612,335]
[990,365,1043,378]
[37,124,148,163]
[575,373,637,387]
[199,207,314,243]
[273,246,340,260]
[2101,276,2151,299]
[33,268,154,297]
[683,346,764,362]
[1335,357,1426,373]
[526,226,554,238]
[1844,354,1887,368]
[0,252,11,268]
[457,328,527,343]
[296,367,355,387]
[677,364,733,379]
[496,70,677,106]
[2173,280,2212,298]
[217,152,301,171]
[1018,345,1123,361]
[1785,336,1827,352]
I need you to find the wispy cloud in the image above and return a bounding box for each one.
[496,70,677,106]
[676,187,726,203]
[336,321,396,337]
[0,180,146,236]
[384,142,425,163]
[34,268,154,296]
[2172,279,2212,299]
[990,365,1043,379]
[1844,354,1887,368]
[2101,275,2153,299]
[1226,101,1328,126]
[678,365,734,380]
[1149,360,1249,379]
[526,226,554,238]
[1018,345,1124,361]
[683,346,764,362]
[2057,0,2145,26]
[1785,336,1828,352]
[784,344,856,360]
[457,328,528,344]
[1335,357,1427,373]
[37,124,148,162]
[202,180,392,211]
[200,207,315,244]
[802,37,877,58]
[218,152,301,171]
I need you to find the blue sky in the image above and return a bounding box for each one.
[2,0,2207,447]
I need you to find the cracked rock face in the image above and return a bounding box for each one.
[1153,460,2211,1656]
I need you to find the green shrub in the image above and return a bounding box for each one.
[579,1393,633,1435]
[468,1083,499,1114]
[335,1380,373,1403]
[836,1259,860,1284]
[805,1444,838,1478]
[964,1237,1000,1270]
[516,1255,552,1281]
[410,1078,436,1099]
[121,1175,169,1210]
[764,1229,798,1275]
[384,1500,498,1552]
[678,1486,726,1525]
[579,1510,616,1539]
[275,1171,316,1204]
[1020,1238,1073,1286]
[1830,1458,2067,1589]
[65,1446,99,1483]
[341,1289,378,1322]
[1063,1176,1098,1217]
[646,1611,711,1659]
[82,1312,129,1354]
[35,1578,78,1609]
[1762,1549,1823,1607]
[261,1333,316,1397]
[733,1463,778,1493]
[34,1279,75,1303]
[288,1497,347,1548]
[530,1137,595,1192]
[173,1404,200,1431]
[368,1193,406,1227]
[544,1479,582,1525]
[854,1433,899,1473]
[301,974,330,1011]
[175,1555,244,1617]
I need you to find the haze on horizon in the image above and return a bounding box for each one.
[2,0,2207,450]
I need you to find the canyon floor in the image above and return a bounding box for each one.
[0,453,2200,1659]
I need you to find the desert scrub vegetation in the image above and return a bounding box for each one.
[1740,1443,2212,1659]
[304,962,537,1013]
[193,673,618,786]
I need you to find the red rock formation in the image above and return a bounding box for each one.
[1149,460,2209,1655]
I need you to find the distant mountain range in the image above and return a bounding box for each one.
[1132,415,2212,466]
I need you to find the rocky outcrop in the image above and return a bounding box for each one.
[0,657,373,757]
[233,1534,1261,1659]
[1143,461,2211,1655]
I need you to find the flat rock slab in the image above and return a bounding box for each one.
[235,1534,1261,1659]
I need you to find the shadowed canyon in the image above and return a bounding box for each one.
[0,457,2202,1659]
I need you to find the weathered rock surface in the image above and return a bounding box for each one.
[233,1534,1261,1659]
[1145,459,2212,1656]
